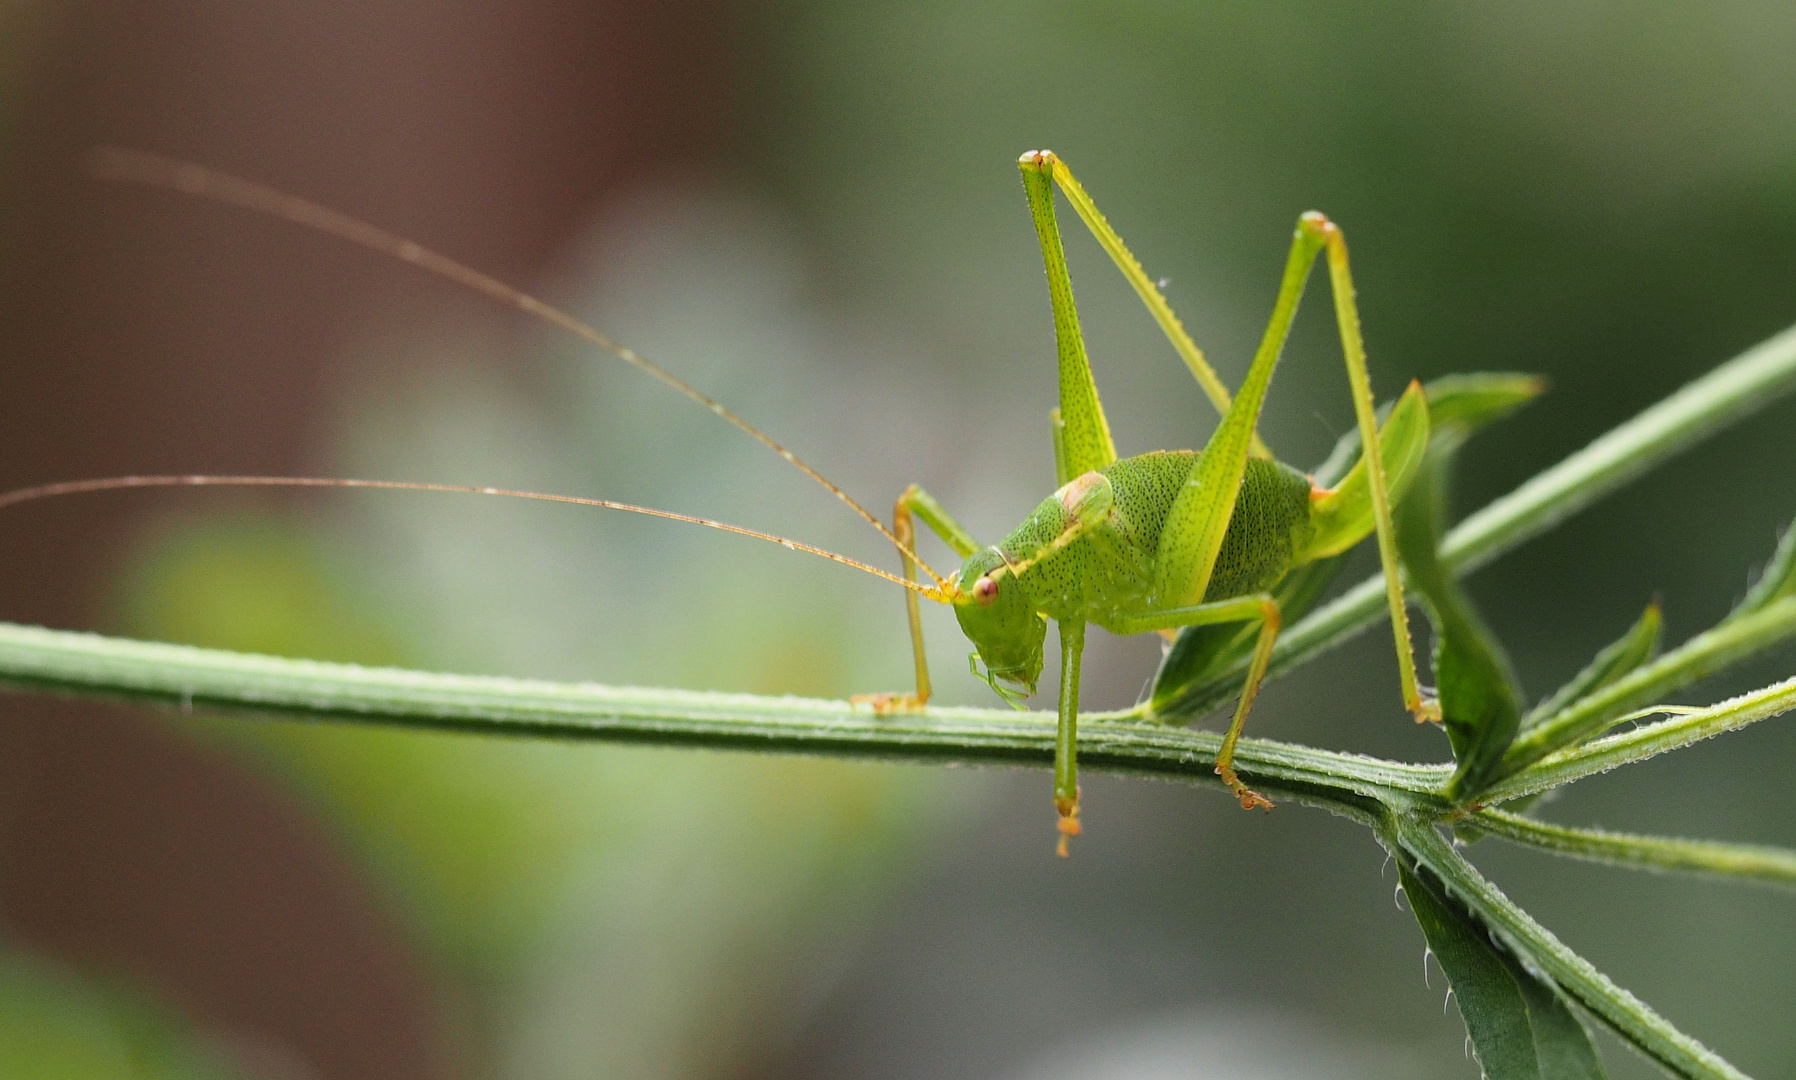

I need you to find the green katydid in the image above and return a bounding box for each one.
[4,148,1438,856]
[857,151,1438,852]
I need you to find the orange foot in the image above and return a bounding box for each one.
[850,691,928,715]
[1216,764,1274,811]
[1413,693,1443,724]
[1055,797,1082,858]
[1234,787,1275,811]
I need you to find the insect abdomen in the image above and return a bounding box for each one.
[1202,456,1314,601]
[998,450,1312,625]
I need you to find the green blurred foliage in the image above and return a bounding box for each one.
[735,4,1796,1077]
[89,1,1796,1076]
[111,509,943,1077]
[0,0,256,1071]
[0,949,246,1080]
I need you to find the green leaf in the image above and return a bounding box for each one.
[1418,374,1548,449]
[1461,602,1660,827]
[1398,855,1607,1079]
[1388,373,1542,799]
[1725,511,1796,622]
[1299,381,1432,561]
[1501,551,1796,777]
[1305,373,1543,489]
[1521,602,1662,732]
[1397,449,1525,801]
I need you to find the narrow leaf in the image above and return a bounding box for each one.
[1306,373,1543,490]
[1474,602,1658,823]
[1399,855,1607,1079]
[1400,821,1744,1080]
[1396,447,1525,801]
[1725,511,1796,622]
[1392,374,1543,798]
[1503,565,1796,776]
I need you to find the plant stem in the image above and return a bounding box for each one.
[1472,808,1796,891]
[0,619,1765,1078]
[1396,819,1748,1080]
[1485,674,1796,803]
[1147,319,1796,721]
[1503,595,1796,773]
[0,620,1450,803]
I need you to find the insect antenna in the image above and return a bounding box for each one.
[87,146,951,591]
[0,475,952,600]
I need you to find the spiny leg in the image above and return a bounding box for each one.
[1018,153,1117,481]
[1113,595,1281,810]
[1149,220,1330,613]
[1307,215,1437,723]
[1149,214,1434,728]
[853,485,980,714]
[1054,619,1086,856]
[1026,150,1271,459]
[1214,599,1279,808]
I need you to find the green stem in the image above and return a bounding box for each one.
[0,621,1761,1076]
[1397,818,1747,1080]
[2,323,1791,1080]
[0,620,1450,803]
[1486,674,1796,803]
[1503,595,1796,773]
[1145,319,1796,720]
[1472,808,1796,892]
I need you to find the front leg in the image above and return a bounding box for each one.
[853,485,981,714]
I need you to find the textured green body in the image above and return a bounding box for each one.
[921,153,1437,836]
[997,452,1314,631]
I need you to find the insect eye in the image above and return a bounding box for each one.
[973,575,1000,606]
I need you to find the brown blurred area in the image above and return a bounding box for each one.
[0,2,735,1075]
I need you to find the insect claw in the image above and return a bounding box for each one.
[1412,686,1443,724]
[1054,795,1082,858]
[968,653,1033,710]
[1237,788,1274,811]
[850,691,927,715]
[1215,763,1274,811]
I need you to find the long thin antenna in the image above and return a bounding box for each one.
[88,146,950,591]
[0,475,952,600]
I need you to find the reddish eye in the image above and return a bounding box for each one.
[973,575,1000,606]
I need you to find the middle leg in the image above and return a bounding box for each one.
[1113,594,1283,810]
[1054,618,1086,857]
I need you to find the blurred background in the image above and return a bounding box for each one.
[1,1,1794,1077]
